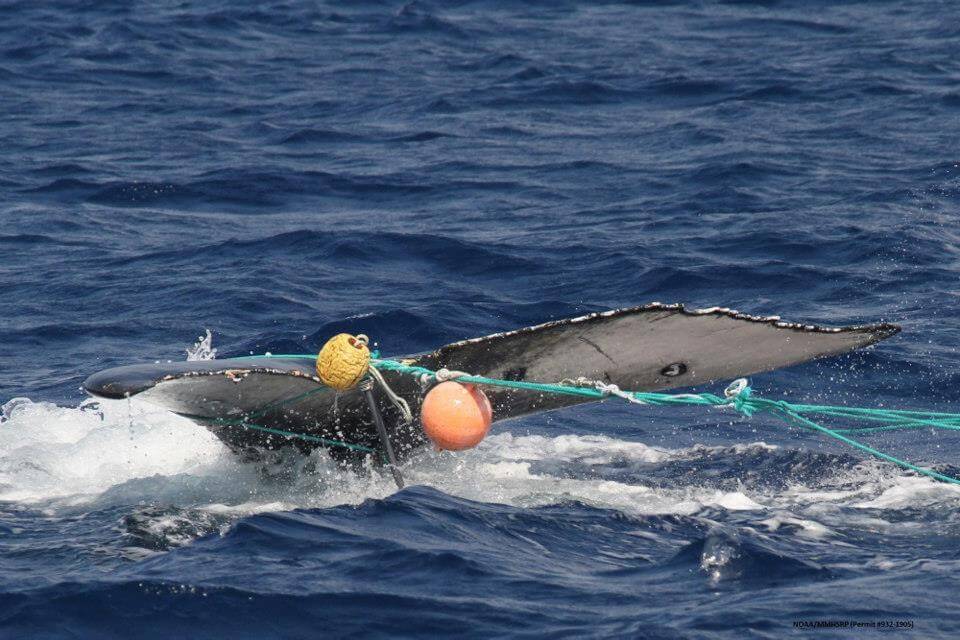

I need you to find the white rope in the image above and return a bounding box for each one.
[559,376,712,406]
[714,378,751,412]
[724,378,749,399]
[368,366,413,424]
[418,367,470,389]
[560,376,649,405]
[593,381,649,405]
[436,368,470,381]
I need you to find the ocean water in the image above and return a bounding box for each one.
[2,0,960,637]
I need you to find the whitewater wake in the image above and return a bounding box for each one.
[3,394,958,523]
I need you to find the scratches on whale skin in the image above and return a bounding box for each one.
[578,335,618,366]
[646,310,680,324]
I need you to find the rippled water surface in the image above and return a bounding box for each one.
[3,1,960,637]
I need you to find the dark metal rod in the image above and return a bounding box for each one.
[361,381,404,489]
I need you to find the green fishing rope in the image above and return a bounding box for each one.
[371,357,960,486]
[190,360,376,454]
[218,353,960,485]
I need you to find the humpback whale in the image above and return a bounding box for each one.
[83,303,899,464]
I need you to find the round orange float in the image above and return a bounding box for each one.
[420,381,492,450]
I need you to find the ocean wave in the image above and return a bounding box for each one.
[3,0,959,633]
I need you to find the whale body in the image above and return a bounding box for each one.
[83,303,899,463]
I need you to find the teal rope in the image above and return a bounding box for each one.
[371,357,960,486]
[218,352,960,485]
[216,419,375,453]
[185,356,377,454]
[176,410,375,453]
[754,400,960,486]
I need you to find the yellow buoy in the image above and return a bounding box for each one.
[316,333,370,391]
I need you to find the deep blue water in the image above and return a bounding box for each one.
[3,0,960,637]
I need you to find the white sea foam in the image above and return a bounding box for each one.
[1,395,957,532]
[0,397,233,505]
[852,474,960,509]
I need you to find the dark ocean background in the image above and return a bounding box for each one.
[2,0,960,637]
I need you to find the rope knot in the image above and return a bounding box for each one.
[364,356,960,487]
[559,376,596,388]
[724,378,754,416]
[435,368,469,382]
[417,367,470,390]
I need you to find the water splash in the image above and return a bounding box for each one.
[1,395,952,519]
[0,397,230,504]
[186,329,217,361]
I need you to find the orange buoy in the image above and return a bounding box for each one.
[421,381,492,451]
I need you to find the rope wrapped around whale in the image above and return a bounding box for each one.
[371,357,960,486]
[238,352,960,485]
